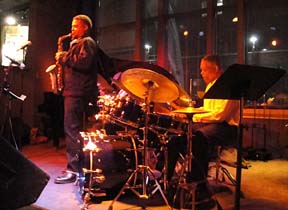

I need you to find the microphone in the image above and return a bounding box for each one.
[17,41,32,51]
[4,55,26,70]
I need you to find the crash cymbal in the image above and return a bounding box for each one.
[172,107,208,114]
[111,78,142,101]
[120,68,179,103]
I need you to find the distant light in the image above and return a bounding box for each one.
[144,43,152,54]
[217,0,223,6]
[271,40,277,47]
[249,35,258,44]
[217,11,223,15]
[249,35,258,50]
[201,13,207,18]
[232,17,238,22]
[201,1,207,9]
[199,31,204,36]
[262,48,267,51]
[183,30,189,37]
[144,44,152,50]
[5,16,17,25]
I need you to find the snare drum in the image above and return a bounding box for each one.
[148,113,186,134]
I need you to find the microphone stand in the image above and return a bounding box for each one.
[1,62,27,150]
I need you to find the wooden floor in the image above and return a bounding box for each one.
[13,140,288,210]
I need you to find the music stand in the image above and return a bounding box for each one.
[204,63,286,210]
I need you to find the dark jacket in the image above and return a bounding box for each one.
[59,36,98,98]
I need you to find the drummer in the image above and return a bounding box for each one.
[168,54,240,182]
[193,54,240,177]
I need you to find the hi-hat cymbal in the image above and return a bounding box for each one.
[172,107,208,114]
[120,68,179,103]
[173,85,193,107]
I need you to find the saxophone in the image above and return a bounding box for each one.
[55,33,71,93]
[46,33,71,94]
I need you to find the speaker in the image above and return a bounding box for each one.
[0,136,50,210]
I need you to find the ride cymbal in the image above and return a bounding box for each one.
[120,68,179,103]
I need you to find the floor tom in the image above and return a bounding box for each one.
[82,133,138,195]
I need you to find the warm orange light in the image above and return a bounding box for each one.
[183,30,189,36]
[271,40,277,47]
[232,17,238,22]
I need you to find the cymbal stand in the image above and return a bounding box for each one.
[108,81,171,210]
[173,113,204,210]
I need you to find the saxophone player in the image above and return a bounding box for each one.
[54,14,99,184]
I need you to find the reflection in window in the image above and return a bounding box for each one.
[95,0,288,105]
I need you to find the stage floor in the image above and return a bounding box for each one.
[15,140,288,210]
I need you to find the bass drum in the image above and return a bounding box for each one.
[82,134,138,198]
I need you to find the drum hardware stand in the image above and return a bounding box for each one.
[142,125,169,193]
[158,140,171,194]
[171,107,209,210]
[80,135,105,210]
[155,131,171,193]
[108,81,171,210]
[149,126,185,193]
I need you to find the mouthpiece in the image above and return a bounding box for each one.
[58,33,71,42]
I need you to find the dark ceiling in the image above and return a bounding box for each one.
[0,0,29,15]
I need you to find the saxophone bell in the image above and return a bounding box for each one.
[46,33,72,94]
[45,64,56,73]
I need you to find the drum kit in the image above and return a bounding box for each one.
[79,64,208,210]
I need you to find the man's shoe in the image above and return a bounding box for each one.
[54,172,77,184]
